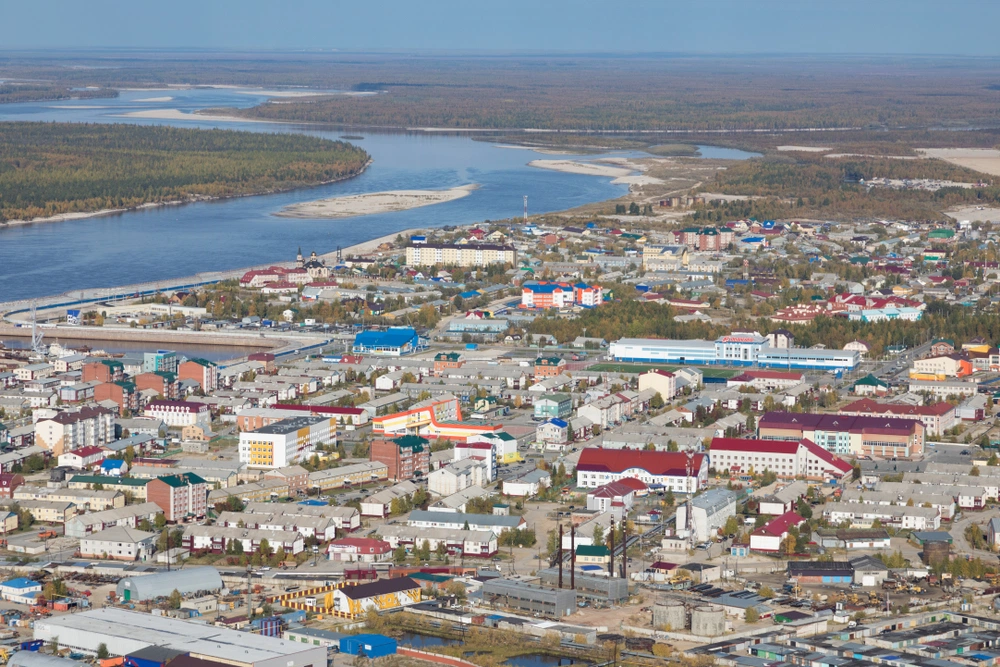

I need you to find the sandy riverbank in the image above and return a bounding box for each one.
[528,159,634,178]
[1,200,190,228]
[322,228,426,260]
[918,148,1000,177]
[117,108,290,123]
[776,145,831,152]
[275,184,477,219]
[134,96,174,103]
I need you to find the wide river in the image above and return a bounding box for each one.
[0,88,757,302]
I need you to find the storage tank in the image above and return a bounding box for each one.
[653,601,686,631]
[691,605,725,637]
[922,540,950,566]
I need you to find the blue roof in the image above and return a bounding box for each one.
[742,236,765,243]
[299,499,329,506]
[353,327,418,349]
[524,283,567,294]
[580,565,603,571]
[459,290,482,299]
[102,459,126,469]
[2,578,39,590]
[546,418,569,428]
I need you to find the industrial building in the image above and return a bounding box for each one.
[115,566,223,602]
[538,568,629,603]
[675,488,739,543]
[238,416,335,468]
[33,608,326,667]
[330,578,421,618]
[481,578,577,618]
[352,327,420,356]
[608,332,859,371]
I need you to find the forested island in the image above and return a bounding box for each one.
[0,122,369,223]
[0,83,118,104]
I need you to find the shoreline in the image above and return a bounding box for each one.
[274,184,478,219]
[0,158,373,229]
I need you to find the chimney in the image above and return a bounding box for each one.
[621,520,628,580]
[571,525,576,590]
[609,519,616,577]
[558,524,563,589]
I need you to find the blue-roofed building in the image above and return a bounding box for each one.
[100,459,128,476]
[1,577,42,604]
[536,417,569,446]
[299,499,329,507]
[410,235,427,245]
[353,327,420,356]
[459,290,483,300]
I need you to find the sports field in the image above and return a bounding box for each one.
[588,363,740,379]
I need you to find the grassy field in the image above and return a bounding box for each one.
[588,362,739,378]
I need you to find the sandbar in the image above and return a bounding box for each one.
[776,145,831,152]
[116,108,287,124]
[134,96,174,103]
[528,159,634,178]
[275,185,478,219]
[917,148,1000,177]
[946,205,1000,223]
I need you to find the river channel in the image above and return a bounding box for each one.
[0,87,757,302]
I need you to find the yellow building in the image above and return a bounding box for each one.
[239,416,336,469]
[280,578,421,619]
[405,243,515,268]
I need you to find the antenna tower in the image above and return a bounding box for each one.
[30,303,45,354]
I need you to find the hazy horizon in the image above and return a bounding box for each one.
[5,0,997,56]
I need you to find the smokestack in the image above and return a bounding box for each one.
[621,521,628,580]
[558,524,563,589]
[609,519,616,577]
[571,525,576,590]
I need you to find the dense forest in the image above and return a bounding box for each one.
[527,299,1000,360]
[0,83,118,104]
[681,154,1000,223]
[5,52,1000,135]
[0,123,369,222]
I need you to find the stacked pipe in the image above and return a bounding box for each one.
[558,524,563,588]
[570,525,576,589]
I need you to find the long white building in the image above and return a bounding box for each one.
[609,332,859,371]
[708,438,854,481]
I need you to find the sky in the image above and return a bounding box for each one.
[4,0,999,56]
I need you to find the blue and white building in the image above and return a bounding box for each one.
[352,327,421,356]
[0,577,41,604]
[609,332,859,371]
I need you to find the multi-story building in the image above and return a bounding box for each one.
[146,473,208,522]
[533,357,566,380]
[238,416,335,468]
[372,394,502,442]
[134,372,180,400]
[534,393,572,419]
[142,350,177,374]
[576,448,708,492]
[143,400,210,428]
[727,370,804,392]
[838,398,958,437]
[638,369,677,401]
[370,436,430,481]
[34,406,114,456]
[521,282,575,309]
[675,488,739,543]
[237,405,368,431]
[307,462,388,492]
[178,359,218,392]
[0,473,25,499]
[82,360,125,384]
[93,381,139,414]
[758,412,924,459]
[262,465,310,494]
[911,353,974,379]
[670,227,734,251]
[574,283,603,308]
[708,437,854,481]
[405,243,515,268]
[327,537,392,563]
[433,352,464,374]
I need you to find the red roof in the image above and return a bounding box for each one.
[577,448,705,477]
[799,438,853,474]
[274,404,364,417]
[644,369,675,378]
[732,370,803,381]
[709,437,852,475]
[589,480,638,499]
[616,477,648,492]
[841,398,954,418]
[754,510,804,537]
[66,446,105,458]
[329,537,391,554]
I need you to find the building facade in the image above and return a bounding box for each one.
[405,243,515,268]
[238,416,334,468]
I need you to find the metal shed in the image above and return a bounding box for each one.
[116,566,223,602]
[9,654,88,667]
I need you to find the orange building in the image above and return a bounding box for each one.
[533,357,566,380]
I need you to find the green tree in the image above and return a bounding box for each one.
[97,644,110,660]
[745,607,760,623]
[971,466,981,477]
[258,538,272,559]
[168,589,182,609]
[745,413,756,433]
[650,393,664,410]
[592,524,605,545]
[393,545,407,564]
[154,513,167,530]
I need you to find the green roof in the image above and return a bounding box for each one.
[392,435,429,452]
[113,380,136,392]
[70,475,148,487]
[409,572,452,583]
[928,229,956,238]
[853,374,889,388]
[153,371,176,381]
[155,473,207,488]
[100,359,124,369]
[539,393,571,403]
[576,545,610,557]
[436,352,463,362]
[187,358,216,368]
[534,357,564,366]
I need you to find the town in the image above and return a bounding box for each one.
[0,210,998,667]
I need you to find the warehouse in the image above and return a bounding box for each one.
[675,488,738,543]
[330,577,422,618]
[116,566,223,602]
[538,568,629,603]
[33,608,326,667]
[609,333,859,371]
[481,578,577,618]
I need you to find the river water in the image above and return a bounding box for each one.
[0,88,757,302]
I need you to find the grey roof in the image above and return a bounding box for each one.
[9,653,87,667]
[408,510,524,528]
[115,566,223,601]
[691,488,738,514]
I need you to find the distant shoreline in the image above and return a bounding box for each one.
[275,184,478,219]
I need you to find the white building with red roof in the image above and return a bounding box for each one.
[586,480,637,517]
[838,398,957,437]
[708,437,852,482]
[638,369,677,401]
[750,510,805,552]
[327,537,392,563]
[576,448,708,493]
[57,445,106,470]
[726,370,803,392]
